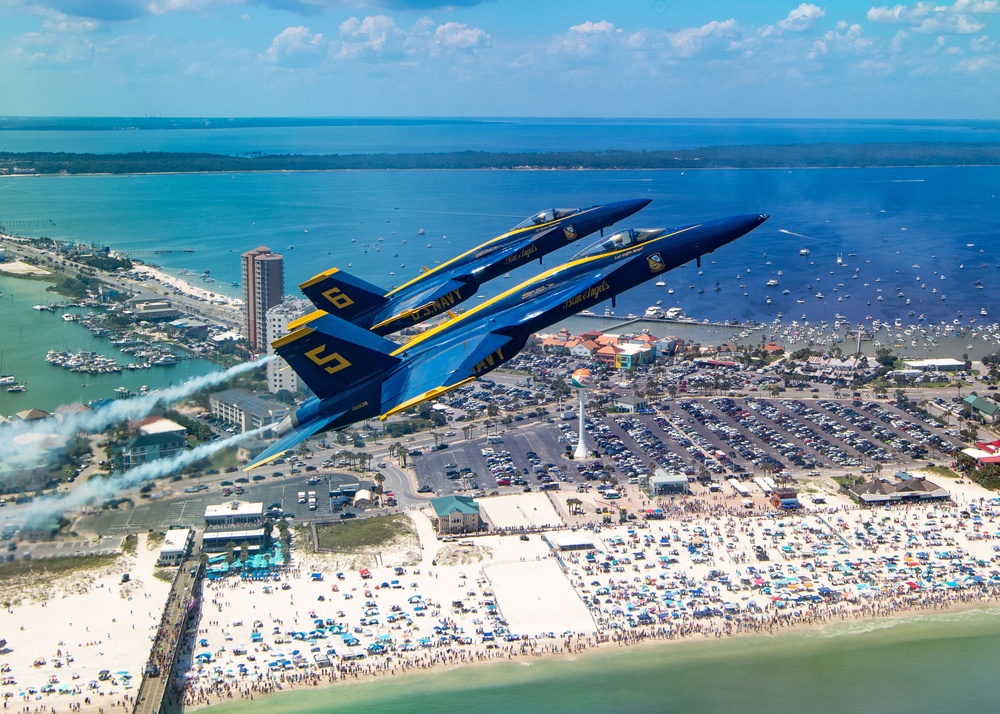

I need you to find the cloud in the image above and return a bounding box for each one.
[759,3,825,38]
[867,1,995,33]
[665,18,738,57]
[433,21,489,49]
[11,0,494,21]
[570,20,615,35]
[953,54,993,69]
[264,25,326,66]
[336,14,406,58]
[809,21,871,58]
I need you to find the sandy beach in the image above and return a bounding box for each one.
[129,265,243,308]
[4,473,1000,714]
[0,533,172,711]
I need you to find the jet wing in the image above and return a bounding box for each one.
[243,409,347,471]
[379,330,516,419]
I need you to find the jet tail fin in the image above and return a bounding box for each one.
[298,268,389,327]
[272,313,400,400]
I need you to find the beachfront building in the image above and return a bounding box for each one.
[209,388,289,433]
[430,495,482,535]
[648,469,689,496]
[963,395,1000,423]
[848,474,950,505]
[158,527,194,565]
[265,298,310,395]
[903,358,966,372]
[118,431,187,469]
[203,500,267,553]
[241,246,284,353]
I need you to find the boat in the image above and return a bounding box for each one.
[815,292,824,299]
[982,308,988,317]
[655,280,666,287]
[766,279,779,287]
[7,384,26,393]
[799,248,810,256]
[0,375,15,385]
[418,228,425,235]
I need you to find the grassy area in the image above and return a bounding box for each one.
[209,449,238,472]
[315,514,416,552]
[923,465,960,479]
[122,534,138,555]
[832,475,856,490]
[154,569,175,583]
[146,531,166,550]
[0,554,119,581]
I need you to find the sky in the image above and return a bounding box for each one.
[0,0,997,118]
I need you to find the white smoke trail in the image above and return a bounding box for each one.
[0,355,274,466]
[14,427,269,524]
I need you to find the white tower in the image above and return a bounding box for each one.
[571,369,592,460]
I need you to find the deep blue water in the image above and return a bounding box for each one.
[0,117,998,155]
[1,166,997,328]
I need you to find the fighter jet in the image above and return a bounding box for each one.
[245,213,767,470]
[295,199,650,336]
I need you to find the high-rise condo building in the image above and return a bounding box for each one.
[241,246,284,352]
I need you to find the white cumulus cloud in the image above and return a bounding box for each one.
[665,18,738,58]
[434,21,490,49]
[809,21,871,58]
[867,1,994,33]
[264,25,325,67]
[570,20,615,34]
[337,14,404,59]
[777,3,826,32]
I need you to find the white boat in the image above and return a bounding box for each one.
[655,280,666,287]
[799,248,810,256]
[7,384,26,393]
[0,375,15,385]
[815,292,824,299]
[766,279,779,287]
[982,308,988,317]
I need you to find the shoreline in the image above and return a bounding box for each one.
[183,591,1000,713]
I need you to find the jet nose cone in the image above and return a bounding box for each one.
[604,198,652,221]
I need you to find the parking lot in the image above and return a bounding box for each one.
[409,394,959,501]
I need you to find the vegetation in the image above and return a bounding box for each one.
[122,534,138,555]
[0,554,119,581]
[2,143,999,175]
[315,514,415,552]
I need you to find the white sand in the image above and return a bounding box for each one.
[0,259,50,276]
[131,265,243,307]
[479,492,564,530]
[484,559,596,636]
[0,533,172,708]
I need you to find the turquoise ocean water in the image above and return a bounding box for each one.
[206,608,1000,714]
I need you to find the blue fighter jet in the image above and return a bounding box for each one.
[245,212,767,470]
[294,199,650,336]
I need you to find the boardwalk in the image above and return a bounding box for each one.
[132,543,203,714]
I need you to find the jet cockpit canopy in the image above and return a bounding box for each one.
[512,208,578,230]
[574,228,668,259]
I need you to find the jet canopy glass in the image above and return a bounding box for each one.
[512,208,578,230]
[574,228,668,259]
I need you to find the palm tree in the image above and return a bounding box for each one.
[565,498,583,516]
[431,432,443,448]
[372,472,386,495]
[397,446,409,468]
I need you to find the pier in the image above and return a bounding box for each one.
[132,537,204,714]
[123,249,195,256]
